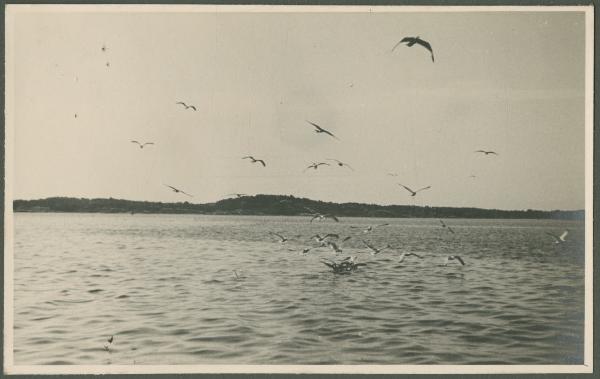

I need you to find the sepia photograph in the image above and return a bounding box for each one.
[4,4,593,375]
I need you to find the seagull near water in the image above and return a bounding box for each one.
[546,230,568,244]
[176,101,197,111]
[398,184,431,197]
[444,255,466,266]
[242,156,266,167]
[130,140,154,149]
[311,233,339,243]
[398,252,424,263]
[362,239,392,255]
[164,184,193,197]
[439,219,455,234]
[269,232,288,243]
[392,36,435,62]
[352,223,389,234]
[227,193,248,198]
[306,120,340,140]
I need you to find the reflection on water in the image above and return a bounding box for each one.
[13,213,585,365]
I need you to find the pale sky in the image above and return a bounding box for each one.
[7,6,589,210]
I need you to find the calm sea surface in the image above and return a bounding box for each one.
[12,213,585,365]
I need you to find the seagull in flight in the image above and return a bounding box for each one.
[546,230,568,244]
[242,156,266,167]
[164,184,193,197]
[397,252,424,263]
[439,219,455,234]
[130,140,154,149]
[176,101,197,111]
[311,233,339,243]
[392,36,435,62]
[444,255,466,266]
[352,223,389,234]
[398,184,431,197]
[227,193,248,198]
[327,159,354,171]
[361,239,392,255]
[306,120,339,140]
[310,213,339,223]
[269,232,288,243]
[475,150,498,156]
[304,162,330,172]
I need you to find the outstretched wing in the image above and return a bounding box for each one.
[189,105,197,111]
[560,231,569,240]
[164,184,178,191]
[414,38,434,61]
[306,120,325,132]
[408,252,424,259]
[256,159,266,167]
[454,256,465,266]
[342,236,352,242]
[361,239,376,251]
[180,190,193,197]
[376,223,389,228]
[270,232,285,241]
[176,101,186,106]
[142,142,154,147]
[447,226,455,234]
[131,140,142,146]
[242,156,253,160]
[545,232,560,241]
[326,214,339,222]
[391,37,412,52]
[398,184,415,194]
[324,233,339,240]
[317,162,331,167]
[415,186,431,193]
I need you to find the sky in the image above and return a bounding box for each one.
[6,6,590,210]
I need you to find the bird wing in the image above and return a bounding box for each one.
[322,129,339,140]
[327,242,339,251]
[342,236,352,242]
[317,162,330,167]
[545,232,560,241]
[310,214,321,223]
[398,184,415,194]
[344,163,354,171]
[475,150,486,154]
[142,142,154,147]
[326,158,341,164]
[326,214,339,222]
[256,159,266,167]
[321,261,335,269]
[176,102,186,106]
[397,253,406,263]
[324,233,340,239]
[414,38,434,61]
[454,256,466,265]
[189,105,197,111]
[361,239,376,251]
[376,223,389,228]
[560,231,569,240]
[131,140,141,145]
[415,186,431,193]
[447,226,455,234]
[164,184,178,191]
[489,151,499,155]
[306,120,324,132]
[242,156,253,160]
[408,252,424,259]
[391,37,412,52]
[439,219,446,227]
[181,190,193,197]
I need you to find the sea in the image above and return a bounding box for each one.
[11,213,586,365]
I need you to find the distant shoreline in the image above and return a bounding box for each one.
[12,196,584,220]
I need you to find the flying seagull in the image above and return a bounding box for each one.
[130,140,154,149]
[227,193,248,198]
[475,150,498,155]
[397,252,424,263]
[176,101,197,111]
[362,239,392,255]
[392,36,435,62]
[242,156,266,167]
[398,184,431,197]
[327,159,354,171]
[304,162,330,172]
[269,232,288,243]
[352,223,389,234]
[444,255,466,266]
[439,219,455,234]
[310,213,339,223]
[546,230,568,244]
[306,120,339,140]
[164,184,193,197]
[311,233,339,243]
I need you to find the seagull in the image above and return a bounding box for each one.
[306,120,339,140]
[444,255,466,266]
[311,233,339,243]
[101,44,108,52]
[361,239,392,255]
[130,140,154,149]
[398,252,424,263]
[164,184,193,197]
[269,232,288,243]
[107,335,114,344]
[475,150,498,155]
[327,159,354,171]
[546,230,568,244]
[176,101,197,111]
[310,213,339,223]
[392,36,435,62]
[304,162,330,172]
[341,236,352,242]
[300,247,313,255]
[352,223,389,234]
[227,193,248,198]
[398,184,431,197]
[242,156,266,167]
[439,219,455,234]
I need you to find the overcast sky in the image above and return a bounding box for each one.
[7,6,590,210]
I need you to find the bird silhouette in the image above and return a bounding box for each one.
[304,162,330,172]
[361,239,392,255]
[176,101,197,111]
[392,36,435,62]
[397,252,424,263]
[269,232,288,243]
[242,156,266,167]
[546,230,568,244]
[164,184,193,197]
[306,121,339,140]
[444,255,466,266]
[398,184,431,197]
[130,140,154,149]
[439,219,455,234]
[475,150,498,155]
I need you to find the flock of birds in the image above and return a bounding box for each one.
[117,35,569,275]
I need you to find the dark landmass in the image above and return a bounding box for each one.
[13,195,584,220]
